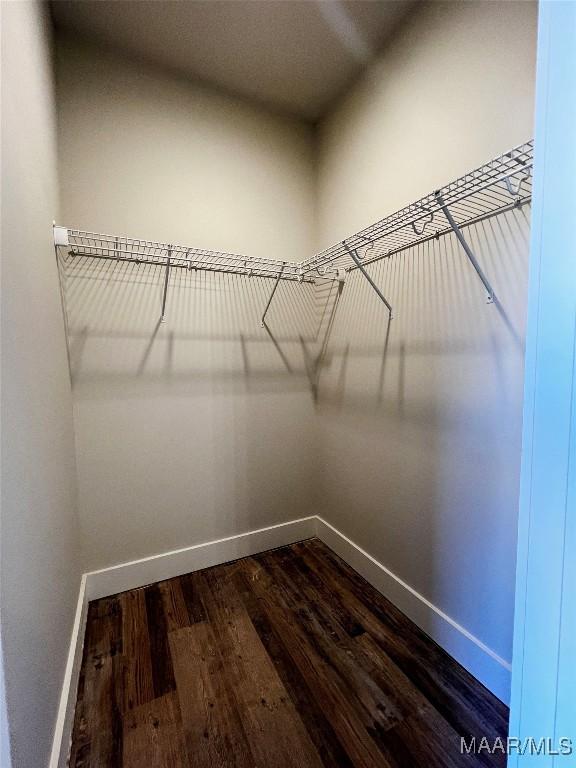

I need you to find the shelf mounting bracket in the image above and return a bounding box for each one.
[160,247,171,322]
[344,243,393,318]
[435,191,496,304]
[260,263,285,327]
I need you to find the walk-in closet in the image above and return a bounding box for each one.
[3,1,576,767]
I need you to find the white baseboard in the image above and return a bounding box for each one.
[314,516,511,704]
[49,575,88,768]
[85,516,317,600]
[51,512,511,766]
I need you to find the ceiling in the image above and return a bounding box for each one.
[51,0,417,122]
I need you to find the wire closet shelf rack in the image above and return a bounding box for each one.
[54,139,533,321]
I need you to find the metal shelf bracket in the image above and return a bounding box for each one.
[343,243,393,318]
[260,262,285,327]
[434,191,496,304]
[160,247,172,321]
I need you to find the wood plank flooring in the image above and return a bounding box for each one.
[70,538,508,767]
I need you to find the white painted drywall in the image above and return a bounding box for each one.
[316,0,537,245]
[314,0,537,700]
[55,38,318,571]
[56,35,316,262]
[0,3,81,766]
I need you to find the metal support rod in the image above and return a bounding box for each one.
[260,263,285,327]
[160,248,171,321]
[343,243,393,317]
[435,191,496,303]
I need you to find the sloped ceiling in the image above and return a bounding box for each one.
[51,0,417,121]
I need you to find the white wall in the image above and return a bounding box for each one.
[55,38,319,571]
[0,4,81,766]
[314,0,537,700]
[56,36,315,262]
[316,0,537,246]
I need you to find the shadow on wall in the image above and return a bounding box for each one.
[58,204,531,617]
[59,255,325,398]
[314,205,531,665]
[316,208,530,413]
[58,255,329,570]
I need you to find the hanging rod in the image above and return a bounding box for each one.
[54,139,533,293]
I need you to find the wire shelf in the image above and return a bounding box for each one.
[56,139,533,292]
[63,230,310,283]
[302,139,533,276]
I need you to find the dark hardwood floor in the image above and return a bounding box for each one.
[70,538,508,767]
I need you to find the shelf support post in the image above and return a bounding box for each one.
[161,247,171,322]
[344,243,393,318]
[260,263,285,327]
[435,191,496,303]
